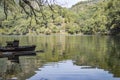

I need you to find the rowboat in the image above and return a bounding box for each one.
[0,40,36,52]
[0,45,36,52]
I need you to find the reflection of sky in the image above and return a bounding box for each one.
[49,0,86,8]
[28,60,120,80]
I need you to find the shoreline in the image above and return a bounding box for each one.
[0,33,112,37]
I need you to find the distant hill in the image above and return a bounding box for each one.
[70,0,120,35]
[71,0,100,12]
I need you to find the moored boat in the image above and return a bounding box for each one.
[0,45,36,52]
[0,40,36,52]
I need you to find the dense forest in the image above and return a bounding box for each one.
[0,0,120,35]
[72,0,120,35]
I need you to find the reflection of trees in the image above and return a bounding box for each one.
[0,56,44,80]
[66,36,108,65]
[0,60,22,80]
[36,35,67,62]
[106,37,120,77]
[0,35,120,78]
[4,63,22,80]
[67,36,120,77]
[0,59,7,79]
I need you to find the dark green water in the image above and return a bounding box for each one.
[0,35,120,80]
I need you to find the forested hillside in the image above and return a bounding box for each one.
[0,0,120,35]
[71,0,120,35]
[0,4,78,35]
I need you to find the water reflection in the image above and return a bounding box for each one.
[0,56,43,80]
[0,35,120,80]
[1,62,21,80]
[28,60,120,80]
[0,51,36,63]
[0,51,37,80]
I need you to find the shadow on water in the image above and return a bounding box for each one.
[0,51,36,63]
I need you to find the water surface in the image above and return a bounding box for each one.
[28,60,120,80]
[0,35,120,80]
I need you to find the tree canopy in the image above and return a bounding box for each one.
[72,0,120,35]
[0,0,55,19]
[0,0,120,35]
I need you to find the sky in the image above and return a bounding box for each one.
[54,0,86,8]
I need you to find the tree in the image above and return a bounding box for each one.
[106,0,120,35]
[0,0,55,20]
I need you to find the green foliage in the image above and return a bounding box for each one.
[0,0,120,35]
[0,3,78,35]
[65,23,80,34]
[72,0,120,35]
[106,0,120,35]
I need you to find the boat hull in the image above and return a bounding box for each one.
[0,45,36,52]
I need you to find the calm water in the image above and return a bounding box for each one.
[0,35,120,80]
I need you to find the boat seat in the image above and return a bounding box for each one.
[6,40,19,47]
[6,41,13,47]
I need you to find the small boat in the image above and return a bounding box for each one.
[0,40,36,52]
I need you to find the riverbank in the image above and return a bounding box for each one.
[0,31,113,36]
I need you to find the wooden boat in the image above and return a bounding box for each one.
[0,45,36,52]
[0,40,36,52]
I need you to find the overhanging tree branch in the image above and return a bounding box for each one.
[2,0,56,19]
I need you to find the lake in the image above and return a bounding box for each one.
[0,35,120,80]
